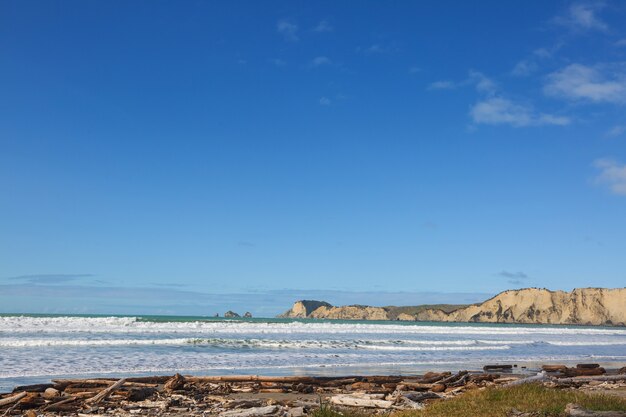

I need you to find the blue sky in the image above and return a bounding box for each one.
[1,1,626,316]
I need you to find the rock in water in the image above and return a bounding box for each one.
[244,312,252,318]
[224,311,241,318]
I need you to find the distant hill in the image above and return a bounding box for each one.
[278,300,469,321]
[278,288,626,326]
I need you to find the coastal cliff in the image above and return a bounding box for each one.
[278,288,626,326]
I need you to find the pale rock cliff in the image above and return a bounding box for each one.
[309,305,390,320]
[416,288,626,326]
[278,288,626,326]
[278,300,332,318]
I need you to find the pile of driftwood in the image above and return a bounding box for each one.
[0,371,509,416]
[1,366,625,416]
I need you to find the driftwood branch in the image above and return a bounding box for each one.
[85,378,126,404]
[565,403,626,417]
[0,392,26,407]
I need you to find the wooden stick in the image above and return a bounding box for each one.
[554,375,626,384]
[565,403,626,417]
[0,392,26,408]
[53,379,157,388]
[86,378,126,404]
[42,396,78,412]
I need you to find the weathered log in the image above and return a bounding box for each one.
[484,364,513,371]
[470,373,500,382]
[219,405,279,417]
[542,365,568,372]
[553,375,626,384]
[41,396,78,412]
[562,367,606,377]
[565,403,626,416]
[0,392,26,407]
[52,379,157,388]
[441,371,468,385]
[11,383,54,393]
[398,381,434,391]
[404,392,442,402]
[576,364,600,369]
[85,378,126,404]
[505,372,549,386]
[330,394,394,409]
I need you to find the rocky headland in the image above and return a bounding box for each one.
[278,288,626,326]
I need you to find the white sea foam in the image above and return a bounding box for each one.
[1,315,626,384]
[2,316,625,336]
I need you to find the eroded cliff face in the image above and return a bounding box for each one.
[415,288,626,326]
[277,300,332,318]
[277,288,626,325]
[309,305,390,320]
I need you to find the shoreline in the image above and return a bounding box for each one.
[2,364,626,416]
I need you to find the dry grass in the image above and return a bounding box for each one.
[310,384,626,417]
[394,384,626,417]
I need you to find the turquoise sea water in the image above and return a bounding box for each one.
[1,314,625,392]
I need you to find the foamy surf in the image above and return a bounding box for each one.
[1,314,625,390]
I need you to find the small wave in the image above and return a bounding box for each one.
[0,337,511,351]
[2,316,626,336]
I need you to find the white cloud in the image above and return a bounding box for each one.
[277,19,298,41]
[409,66,421,74]
[313,20,333,33]
[427,80,455,90]
[556,3,608,32]
[311,56,332,67]
[594,159,626,195]
[469,70,497,94]
[512,60,538,77]
[470,97,570,127]
[617,39,626,47]
[544,64,626,104]
[319,97,331,106]
[607,125,626,137]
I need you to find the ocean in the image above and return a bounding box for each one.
[1,314,626,392]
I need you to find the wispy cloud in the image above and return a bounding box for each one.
[277,19,298,42]
[7,274,95,284]
[606,125,626,137]
[616,39,626,47]
[427,71,496,93]
[544,64,626,104]
[427,80,456,90]
[593,158,626,195]
[408,66,421,74]
[313,20,333,33]
[357,42,398,55]
[469,71,497,95]
[0,281,492,316]
[555,2,608,32]
[319,97,331,106]
[470,97,570,127]
[311,56,332,67]
[496,271,529,286]
[511,60,539,77]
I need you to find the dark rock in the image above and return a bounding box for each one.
[224,311,241,318]
[244,312,253,318]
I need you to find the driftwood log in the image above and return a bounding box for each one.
[566,403,626,417]
[0,392,26,408]
[85,378,126,404]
